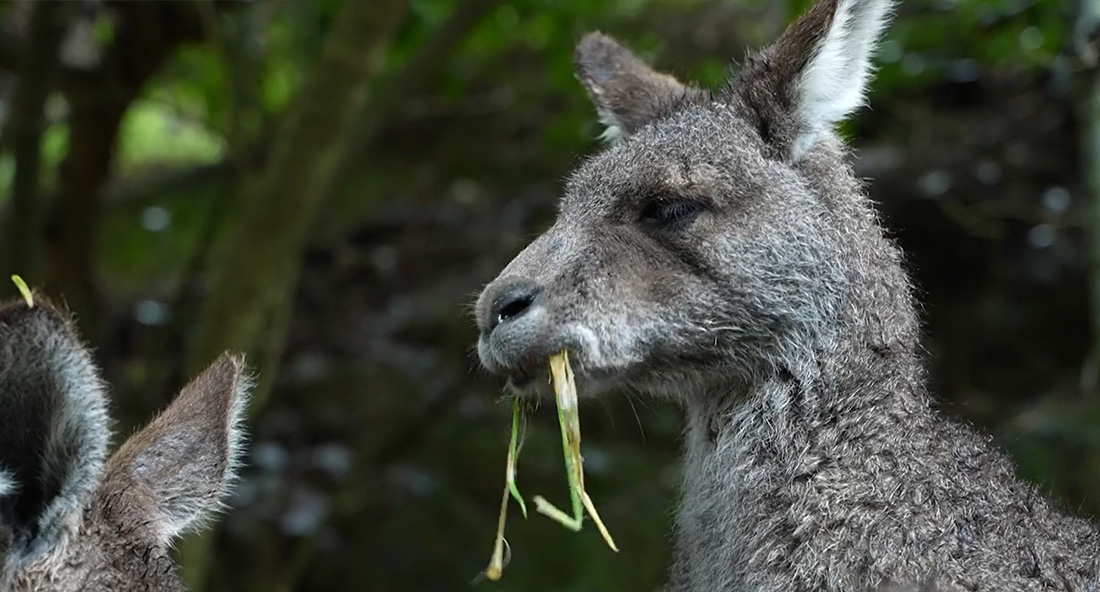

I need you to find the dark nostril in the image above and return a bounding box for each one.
[488,283,541,332]
[499,294,534,322]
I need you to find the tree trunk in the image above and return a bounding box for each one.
[2,1,70,296]
[44,96,128,337]
[185,0,406,395]
[43,2,209,337]
[1078,0,1100,388]
[178,1,408,589]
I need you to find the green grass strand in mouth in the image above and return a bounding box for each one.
[482,397,528,581]
[533,350,618,551]
[481,350,618,583]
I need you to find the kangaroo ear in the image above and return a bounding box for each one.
[0,297,110,558]
[573,32,699,143]
[102,353,251,544]
[735,0,895,161]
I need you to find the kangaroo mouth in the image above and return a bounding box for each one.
[504,364,541,391]
[476,316,625,397]
[501,355,621,400]
[497,355,556,397]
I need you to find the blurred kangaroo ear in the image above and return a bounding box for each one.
[0,297,109,558]
[735,0,895,161]
[573,32,700,142]
[102,353,251,544]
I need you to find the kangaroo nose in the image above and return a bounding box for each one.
[485,280,541,333]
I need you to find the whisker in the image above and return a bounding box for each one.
[623,389,647,443]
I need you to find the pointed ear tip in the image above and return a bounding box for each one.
[196,350,245,376]
[576,31,611,49]
[213,351,247,371]
[165,353,251,434]
[193,352,252,396]
[573,31,626,66]
[218,351,255,399]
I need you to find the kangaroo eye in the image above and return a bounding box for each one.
[638,198,705,231]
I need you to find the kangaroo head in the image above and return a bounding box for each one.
[0,296,251,591]
[476,0,912,399]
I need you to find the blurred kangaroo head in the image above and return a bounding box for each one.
[0,295,251,591]
[476,0,908,398]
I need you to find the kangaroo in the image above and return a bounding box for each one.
[0,294,251,592]
[474,0,1100,590]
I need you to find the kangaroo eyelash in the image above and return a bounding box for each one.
[638,197,706,231]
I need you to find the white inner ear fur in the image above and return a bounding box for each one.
[592,95,625,144]
[792,0,894,160]
[597,109,625,144]
[0,469,15,498]
[580,76,626,144]
[221,367,254,510]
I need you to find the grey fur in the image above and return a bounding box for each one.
[0,295,251,591]
[474,1,1100,591]
[0,297,109,562]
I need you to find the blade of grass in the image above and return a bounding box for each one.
[11,275,33,307]
[581,491,618,552]
[481,398,529,581]
[538,350,618,551]
[532,494,582,530]
[487,349,619,583]
[506,398,528,518]
[482,480,512,581]
[539,351,585,527]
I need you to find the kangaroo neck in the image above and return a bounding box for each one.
[671,345,932,591]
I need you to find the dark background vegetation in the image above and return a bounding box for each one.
[0,0,1097,590]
